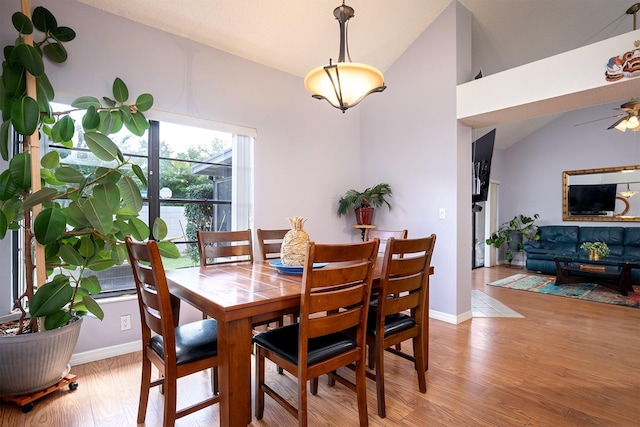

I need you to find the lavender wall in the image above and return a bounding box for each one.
[360,2,473,321]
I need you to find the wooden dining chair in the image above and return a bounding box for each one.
[364,228,408,354]
[256,228,289,260]
[253,239,380,427]
[197,229,254,266]
[364,228,408,252]
[365,234,436,417]
[125,237,220,427]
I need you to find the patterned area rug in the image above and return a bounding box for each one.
[487,273,640,309]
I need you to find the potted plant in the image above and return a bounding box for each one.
[0,5,179,396]
[580,241,610,260]
[486,213,540,266]
[337,183,393,225]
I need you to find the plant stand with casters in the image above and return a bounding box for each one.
[1,374,78,413]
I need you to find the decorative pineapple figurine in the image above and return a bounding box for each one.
[281,216,310,266]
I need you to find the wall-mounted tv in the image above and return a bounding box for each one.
[472,129,495,203]
[568,184,617,215]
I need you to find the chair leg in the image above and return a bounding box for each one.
[375,339,386,418]
[413,335,427,393]
[211,367,219,394]
[137,355,152,424]
[255,347,265,420]
[163,376,178,427]
[310,377,318,395]
[298,375,308,427]
[355,359,369,427]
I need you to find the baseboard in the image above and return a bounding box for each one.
[430,309,472,325]
[70,340,141,366]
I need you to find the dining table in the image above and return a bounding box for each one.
[166,258,434,427]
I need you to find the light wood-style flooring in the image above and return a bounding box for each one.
[1,266,639,426]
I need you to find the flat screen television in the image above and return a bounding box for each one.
[472,129,495,203]
[568,184,617,215]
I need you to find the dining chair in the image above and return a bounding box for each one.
[364,228,408,355]
[253,238,380,427]
[364,228,408,252]
[256,228,289,260]
[197,229,254,266]
[125,237,220,427]
[365,234,436,418]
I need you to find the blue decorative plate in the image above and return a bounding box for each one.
[269,260,328,275]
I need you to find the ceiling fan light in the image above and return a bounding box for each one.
[614,119,628,131]
[627,115,639,129]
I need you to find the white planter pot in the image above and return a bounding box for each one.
[0,317,82,396]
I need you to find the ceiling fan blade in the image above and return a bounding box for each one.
[574,113,624,127]
[607,116,627,130]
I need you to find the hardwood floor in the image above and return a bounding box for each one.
[1,266,639,426]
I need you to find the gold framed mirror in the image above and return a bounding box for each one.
[563,165,640,222]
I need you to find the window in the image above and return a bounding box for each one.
[11,105,254,300]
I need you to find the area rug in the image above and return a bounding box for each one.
[487,274,640,309]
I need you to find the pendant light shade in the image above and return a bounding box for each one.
[304,2,386,113]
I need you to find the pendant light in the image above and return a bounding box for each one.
[619,183,638,198]
[304,1,386,113]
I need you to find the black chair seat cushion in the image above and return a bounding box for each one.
[150,319,218,365]
[367,310,416,338]
[253,324,356,366]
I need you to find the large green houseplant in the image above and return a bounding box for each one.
[337,183,393,225]
[0,5,178,394]
[486,213,540,266]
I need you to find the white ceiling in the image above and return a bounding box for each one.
[77,0,640,148]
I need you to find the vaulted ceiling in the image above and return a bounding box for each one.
[78,0,640,147]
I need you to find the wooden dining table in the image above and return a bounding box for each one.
[166,259,433,427]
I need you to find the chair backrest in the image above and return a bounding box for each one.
[374,234,436,328]
[364,229,408,253]
[298,239,380,366]
[197,229,254,266]
[125,237,180,364]
[256,228,289,261]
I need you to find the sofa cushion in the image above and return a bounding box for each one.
[538,226,580,244]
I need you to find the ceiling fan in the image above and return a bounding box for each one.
[575,98,640,132]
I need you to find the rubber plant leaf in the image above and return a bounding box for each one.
[50,115,75,143]
[21,187,58,210]
[29,275,73,318]
[84,131,121,162]
[86,258,116,271]
[82,197,113,236]
[0,170,17,200]
[0,120,10,161]
[11,12,33,35]
[152,217,168,240]
[82,294,104,320]
[157,241,180,258]
[112,77,129,103]
[10,95,39,136]
[42,43,68,64]
[92,182,120,213]
[65,200,90,226]
[32,6,57,33]
[132,164,147,187]
[128,216,150,241]
[118,175,143,213]
[40,150,60,169]
[125,110,150,136]
[9,152,30,190]
[33,207,67,245]
[13,44,44,77]
[59,243,86,266]
[55,165,85,183]
[71,96,101,109]
[44,310,72,331]
[135,93,154,112]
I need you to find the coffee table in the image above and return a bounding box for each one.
[554,256,638,296]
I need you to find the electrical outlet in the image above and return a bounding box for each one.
[439,208,446,219]
[120,315,131,331]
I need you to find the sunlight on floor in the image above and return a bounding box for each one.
[471,290,524,318]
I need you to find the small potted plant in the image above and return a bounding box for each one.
[486,214,540,266]
[337,183,393,225]
[580,241,610,260]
